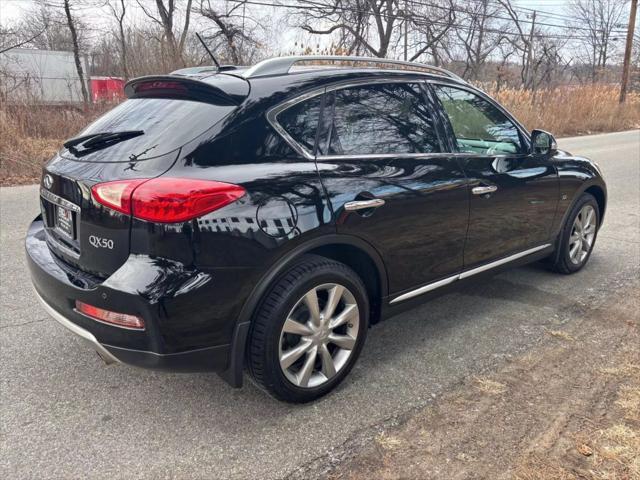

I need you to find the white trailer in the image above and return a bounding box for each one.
[0,48,91,105]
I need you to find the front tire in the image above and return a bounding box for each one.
[248,255,369,403]
[550,192,600,274]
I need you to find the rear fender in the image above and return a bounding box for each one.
[218,234,388,387]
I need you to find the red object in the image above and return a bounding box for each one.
[134,81,188,94]
[90,76,125,103]
[91,178,246,223]
[75,300,145,329]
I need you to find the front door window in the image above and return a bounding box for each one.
[433,85,525,156]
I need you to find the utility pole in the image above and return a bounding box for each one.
[620,0,638,103]
[404,0,408,61]
[524,10,536,89]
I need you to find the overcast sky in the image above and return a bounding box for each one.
[0,0,569,32]
[0,0,623,60]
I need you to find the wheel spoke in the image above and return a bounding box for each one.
[329,304,358,329]
[282,318,314,336]
[318,343,337,379]
[304,288,321,327]
[569,242,580,261]
[328,333,356,350]
[569,232,580,245]
[323,285,344,321]
[582,208,594,229]
[280,340,311,370]
[296,347,317,387]
[279,282,360,389]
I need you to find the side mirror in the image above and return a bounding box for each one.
[531,129,557,156]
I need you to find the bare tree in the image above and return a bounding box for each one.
[0,26,47,55]
[567,0,628,82]
[137,0,193,69]
[453,0,506,80]
[61,0,89,107]
[297,0,403,58]
[13,4,86,52]
[407,0,457,64]
[108,0,130,80]
[197,0,262,65]
[497,0,536,88]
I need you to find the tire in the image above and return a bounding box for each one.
[247,254,369,403]
[549,192,600,274]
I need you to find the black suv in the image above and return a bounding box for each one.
[26,56,606,402]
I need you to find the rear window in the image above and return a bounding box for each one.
[63,98,235,161]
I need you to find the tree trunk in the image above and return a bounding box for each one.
[63,0,89,108]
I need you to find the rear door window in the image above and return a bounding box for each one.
[327,83,440,155]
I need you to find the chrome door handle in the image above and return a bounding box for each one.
[472,185,498,195]
[344,198,386,211]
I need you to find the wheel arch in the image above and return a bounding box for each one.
[218,234,388,387]
[584,184,606,225]
[550,180,606,266]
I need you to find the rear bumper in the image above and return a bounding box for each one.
[34,288,120,365]
[26,216,252,374]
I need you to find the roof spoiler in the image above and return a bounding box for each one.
[124,75,249,106]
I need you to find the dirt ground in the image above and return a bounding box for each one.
[290,282,640,480]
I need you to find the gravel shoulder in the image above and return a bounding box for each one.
[291,283,640,480]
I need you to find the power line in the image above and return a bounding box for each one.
[403,0,628,34]
[219,0,622,41]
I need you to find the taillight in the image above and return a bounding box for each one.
[91,179,147,215]
[75,301,145,329]
[91,178,246,223]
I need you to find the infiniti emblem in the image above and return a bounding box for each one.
[43,174,53,189]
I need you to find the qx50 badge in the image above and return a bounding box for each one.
[89,235,114,250]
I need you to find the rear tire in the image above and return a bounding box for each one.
[549,192,600,274]
[248,255,369,403]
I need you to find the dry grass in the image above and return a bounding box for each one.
[600,362,640,376]
[490,84,640,136]
[375,433,404,450]
[544,328,575,341]
[473,376,508,395]
[616,386,640,422]
[1,84,639,185]
[0,102,111,185]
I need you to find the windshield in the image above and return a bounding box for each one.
[63,98,236,162]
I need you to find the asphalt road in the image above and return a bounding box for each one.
[1,130,639,479]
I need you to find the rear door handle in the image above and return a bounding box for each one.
[472,185,498,195]
[344,198,386,211]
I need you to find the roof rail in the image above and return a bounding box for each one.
[242,55,465,82]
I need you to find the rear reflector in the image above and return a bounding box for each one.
[75,301,145,330]
[91,178,246,223]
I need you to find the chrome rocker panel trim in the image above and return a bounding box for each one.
[34,289,120,365]
[390,244,552,304]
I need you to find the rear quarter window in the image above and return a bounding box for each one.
[275,95,323,156]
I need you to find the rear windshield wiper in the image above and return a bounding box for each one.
[63,130,144,153]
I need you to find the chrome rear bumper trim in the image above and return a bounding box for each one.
[34,290,120,365]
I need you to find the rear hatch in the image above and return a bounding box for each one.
[40,74,249,278]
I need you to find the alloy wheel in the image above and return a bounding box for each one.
[278,283,360,388]
[569,204,596,265]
